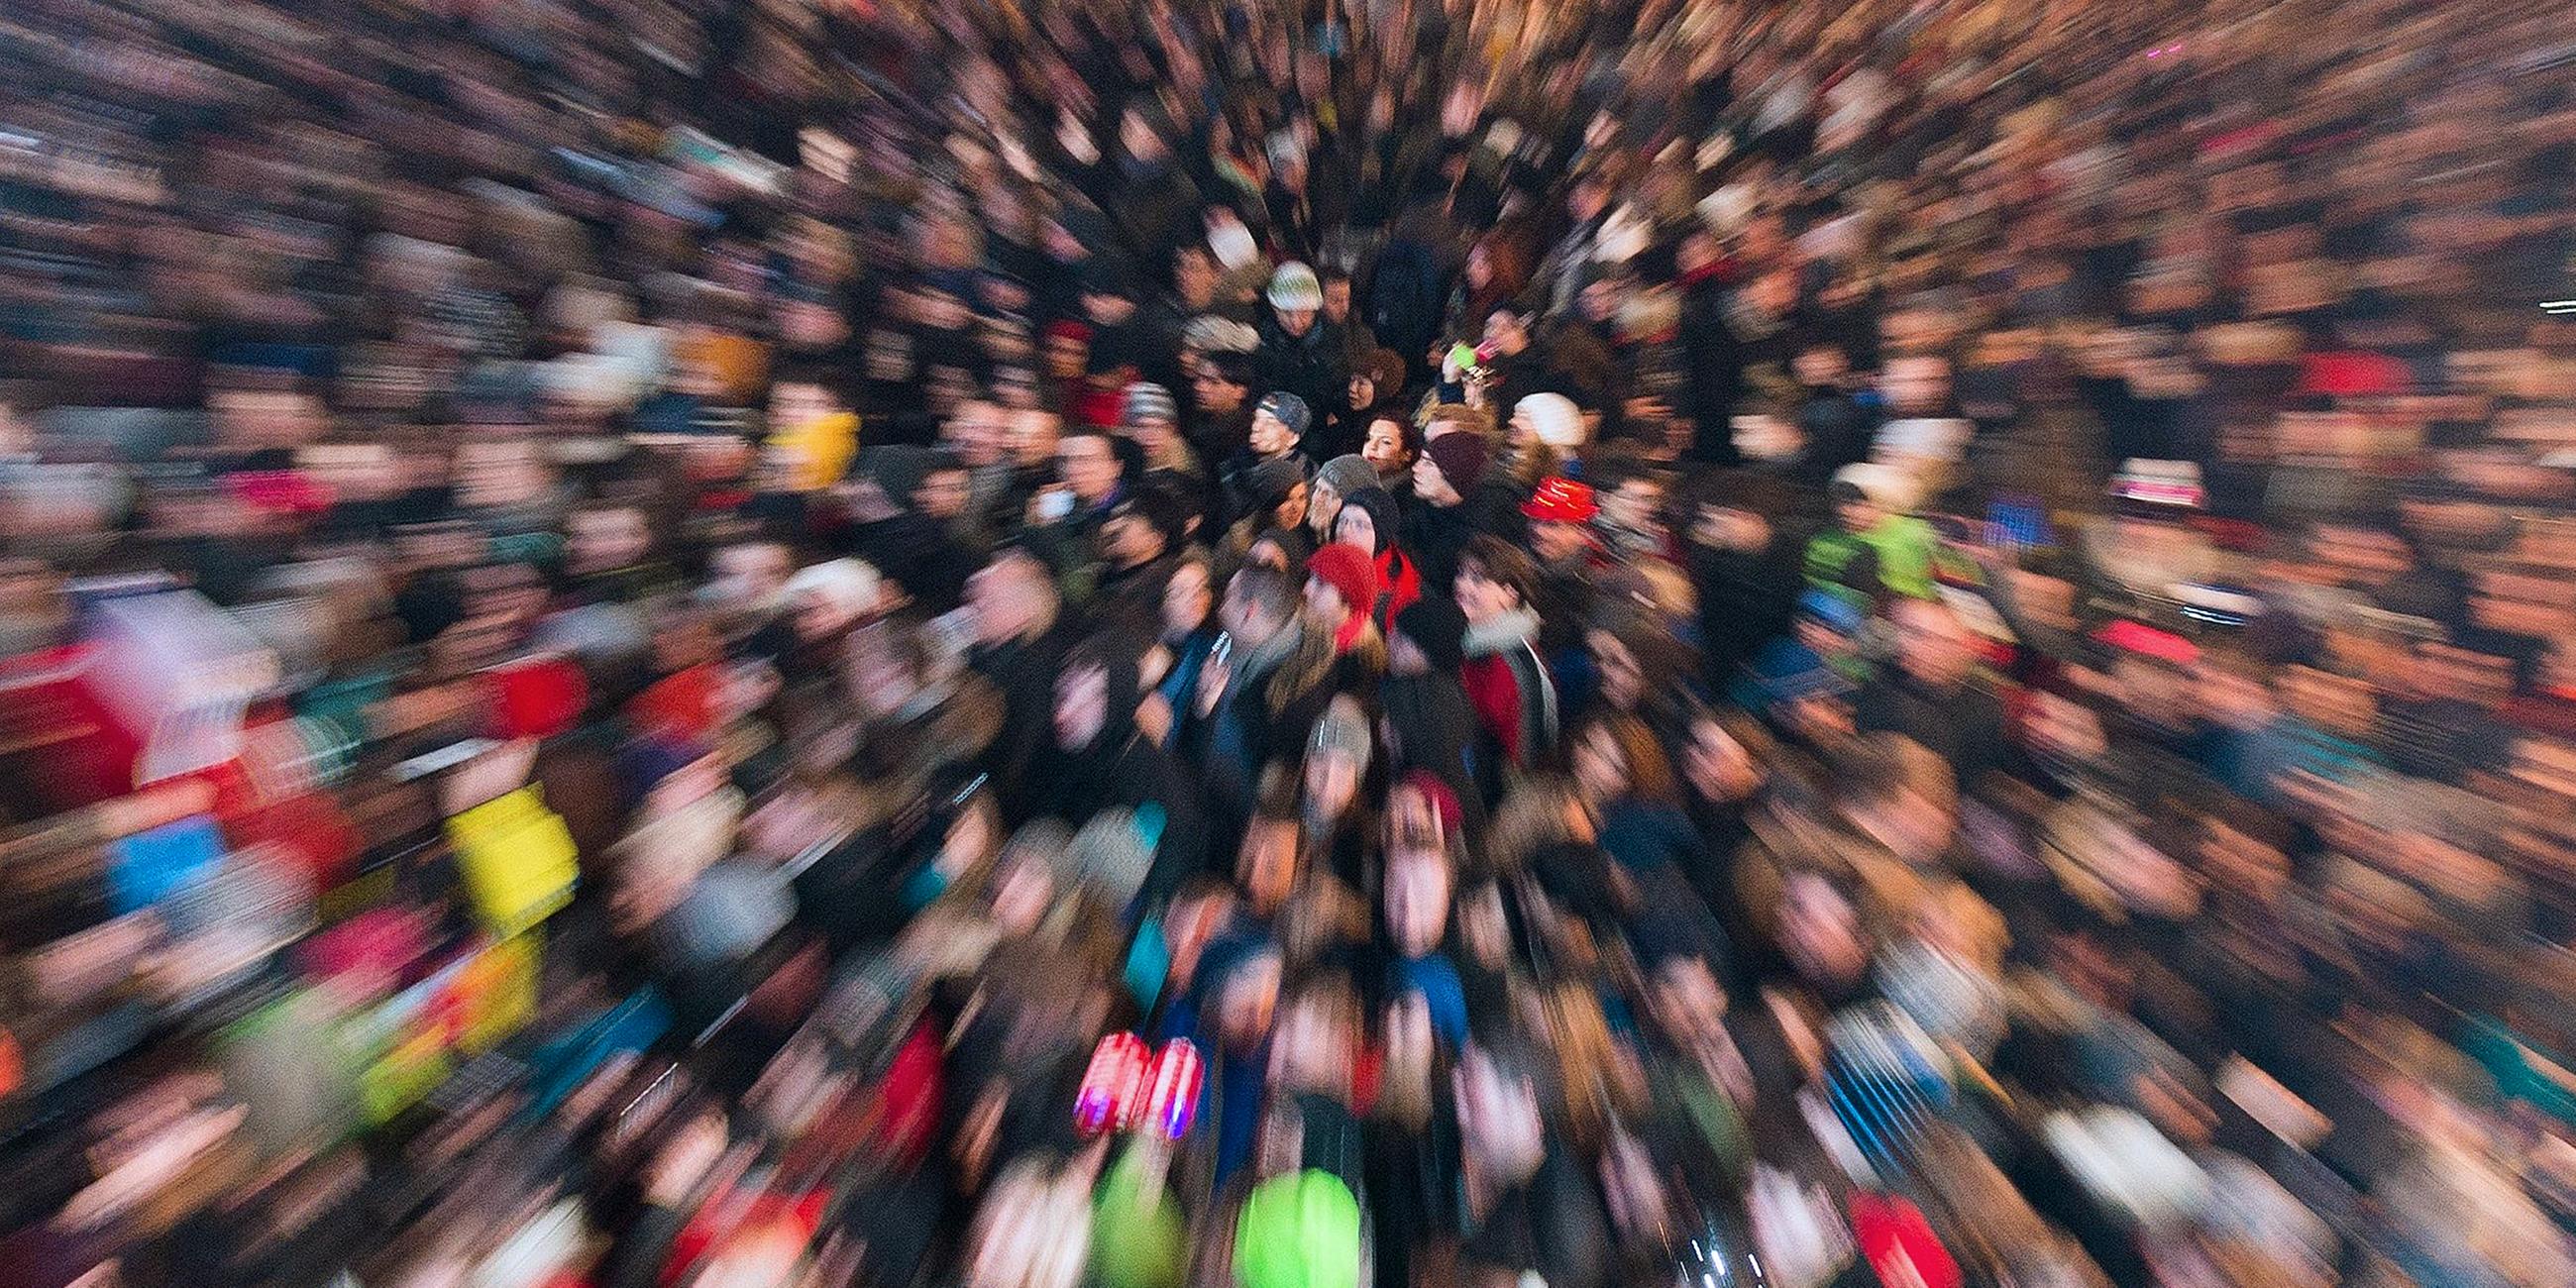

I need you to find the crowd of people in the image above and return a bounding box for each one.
[2,0,2576,1284]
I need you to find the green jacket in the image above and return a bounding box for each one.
[1803,514,1938,607]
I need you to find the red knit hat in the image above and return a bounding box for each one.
[1398,769,1462,834]
[1306,542,1381,617]
[1522,476,1600,524]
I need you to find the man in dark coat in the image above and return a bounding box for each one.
[1023,631,1206,908]
[1254,262,1350,420]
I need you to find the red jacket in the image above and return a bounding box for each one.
[1375,547,1422,623]
[1458,610,1556,769]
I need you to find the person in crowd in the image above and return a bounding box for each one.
[1806,461,1938,609]
[1306,453,1379,552]
[1455,534,1560,795]
[1359,413,1420,500]
[1320,268,1380,370]
[1330,484,1421,624]
[6,4,2571,1288]
[1322,347,1409,461]
[1220,391,1317,529]
[1255,263,1348,421]
[1405,429,1521,591]
[1189,351,1261,466]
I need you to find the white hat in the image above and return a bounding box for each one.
[1209,218,1260,269]
[1183,315,1260,355]
[1267,261,1324,311]
[1831,461,1920,511]
[784,558,882,619]
[1515,392,1584,449]
[1874,416,1974,463]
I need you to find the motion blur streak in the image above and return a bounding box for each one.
[0,0,2572,1286]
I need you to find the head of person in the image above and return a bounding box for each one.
[915,453,973,520]
[1510,392,1583,457]
[1692,475,1778,553]
[1308,455,1375,541]
[1042,319,1091,378]
[768,372,849,429]
[1889,595,1977,691]
[1195,352,1253,415]
[1452,534,1535,624]
[709,540,794,610]
[1268,262,1324,336]
[1570,711,1678,807]
[1382,832,1453,959]
[1209,935,1286,1050]
[1362,415,1418,481]
[1173,245,1221,308]
[1592,461,1668,535]
[1121,381,1181,452]
[965,550,1058,647]
[1162,555,1216,642]
[1051,651,1114,752]
[1010,408,1063,470]
[1453,1039,1547,1185]
[1793,341,1851,390]
[1645,949,1730,1048]
[1584,605,1684,714]
[1577,270,1628,325]
[1880,353,1954,415]
[1271,970,1362,1096]
[1080,259,1140,328]
[943,398,1008,467]
[1236,810,1304,918]
[1332,487,1398,557]
[1838,734,1960,864]
[1298,719,1370,849]
[1423,402,1488,444]
[1414,432,1492,507]
[1057,426,1124,504]
[847,613,952,725]
[1304,543,1380,631]
[1102,487,1183,571]
[1682,710,1771,807]
[1222,565,1300,650]
[1482,304,1531,357]
[1268,476,1311,534]
[1348,347,1403,412]
[784,558,883,644]
[1522,476,1599,563]
[1390,596,1467,680]
[1320,268,1354,325]
[1567,169,1612,223]
[567,501,653,577]
[1778,871,1869,991]
[1250,392,1311,458]
[1830,462,1909,532]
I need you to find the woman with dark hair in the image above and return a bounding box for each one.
[1580,598,1703,748]
[1568,711,1707,881]
[1322,347,1411,460]
[1360,412,1421,502]
[1332,485,1422,623]
[1022,633,1207,910]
